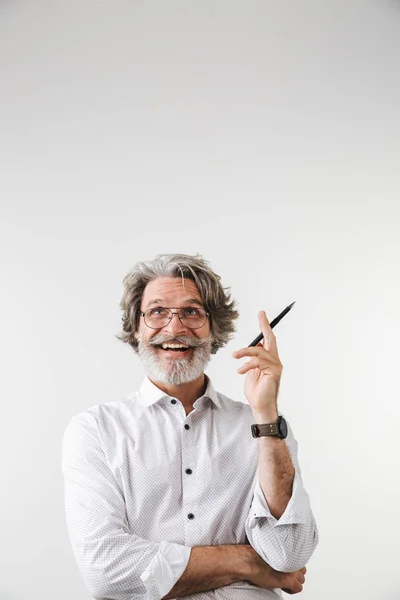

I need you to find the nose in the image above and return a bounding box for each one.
[162,313,190,337]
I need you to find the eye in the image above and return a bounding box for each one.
[181,307,201,316]
[149,307,168,316]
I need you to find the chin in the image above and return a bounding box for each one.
[138,342,211,386]
[158,364,203,386]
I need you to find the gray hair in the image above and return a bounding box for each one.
[116,253,239,354]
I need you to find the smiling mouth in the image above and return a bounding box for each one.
[156,344,191,353]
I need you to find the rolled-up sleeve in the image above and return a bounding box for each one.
[61,413,191,600]
[245,418,319,572]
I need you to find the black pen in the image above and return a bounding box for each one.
[248,301,296,347]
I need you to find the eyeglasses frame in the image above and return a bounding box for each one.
[138,306,210,330]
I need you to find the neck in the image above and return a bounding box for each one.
[149,373,208,414]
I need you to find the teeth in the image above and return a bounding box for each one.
[161,343,189,349]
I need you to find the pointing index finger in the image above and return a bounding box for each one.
[259,310,272,338]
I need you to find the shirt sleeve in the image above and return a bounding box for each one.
[61,412,191,600]
[244,417,319,572]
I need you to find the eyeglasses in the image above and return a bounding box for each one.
[139,306,209,329]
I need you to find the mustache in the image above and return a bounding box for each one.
[146,333,211,349]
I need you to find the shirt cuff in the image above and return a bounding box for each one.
[140,541,192,600]
[248,469,312,527]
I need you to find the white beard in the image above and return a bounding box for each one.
[137,334,212,385]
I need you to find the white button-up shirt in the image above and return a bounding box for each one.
[62,376,318,600]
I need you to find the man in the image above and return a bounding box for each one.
[62,253,319,600]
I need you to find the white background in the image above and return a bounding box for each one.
[1,1,399,599]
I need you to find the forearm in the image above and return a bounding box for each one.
[252,409,295,520]
[161,544,251,600]
[246,414,319,572]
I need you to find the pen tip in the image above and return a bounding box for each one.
[289,301,296,309]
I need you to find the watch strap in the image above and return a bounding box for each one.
[251,421,279,438]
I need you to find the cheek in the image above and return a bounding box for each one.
[201,323,212,338]
[136,323,149,343]
[138,324,161,346]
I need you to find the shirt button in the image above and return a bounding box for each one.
[171,399,177,404]
[188,513,194,520]
[185,468,192,474]
[184,424,190,430]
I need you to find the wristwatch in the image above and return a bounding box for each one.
[251,415,288,439]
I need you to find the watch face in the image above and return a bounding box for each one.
[278,416,288,439]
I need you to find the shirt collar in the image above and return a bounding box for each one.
[138,374,221,409]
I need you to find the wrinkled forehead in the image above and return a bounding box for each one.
[141,277,203,309]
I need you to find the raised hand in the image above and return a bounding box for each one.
[232,311,283,416]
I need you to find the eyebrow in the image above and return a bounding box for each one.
[144,298,204,310]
